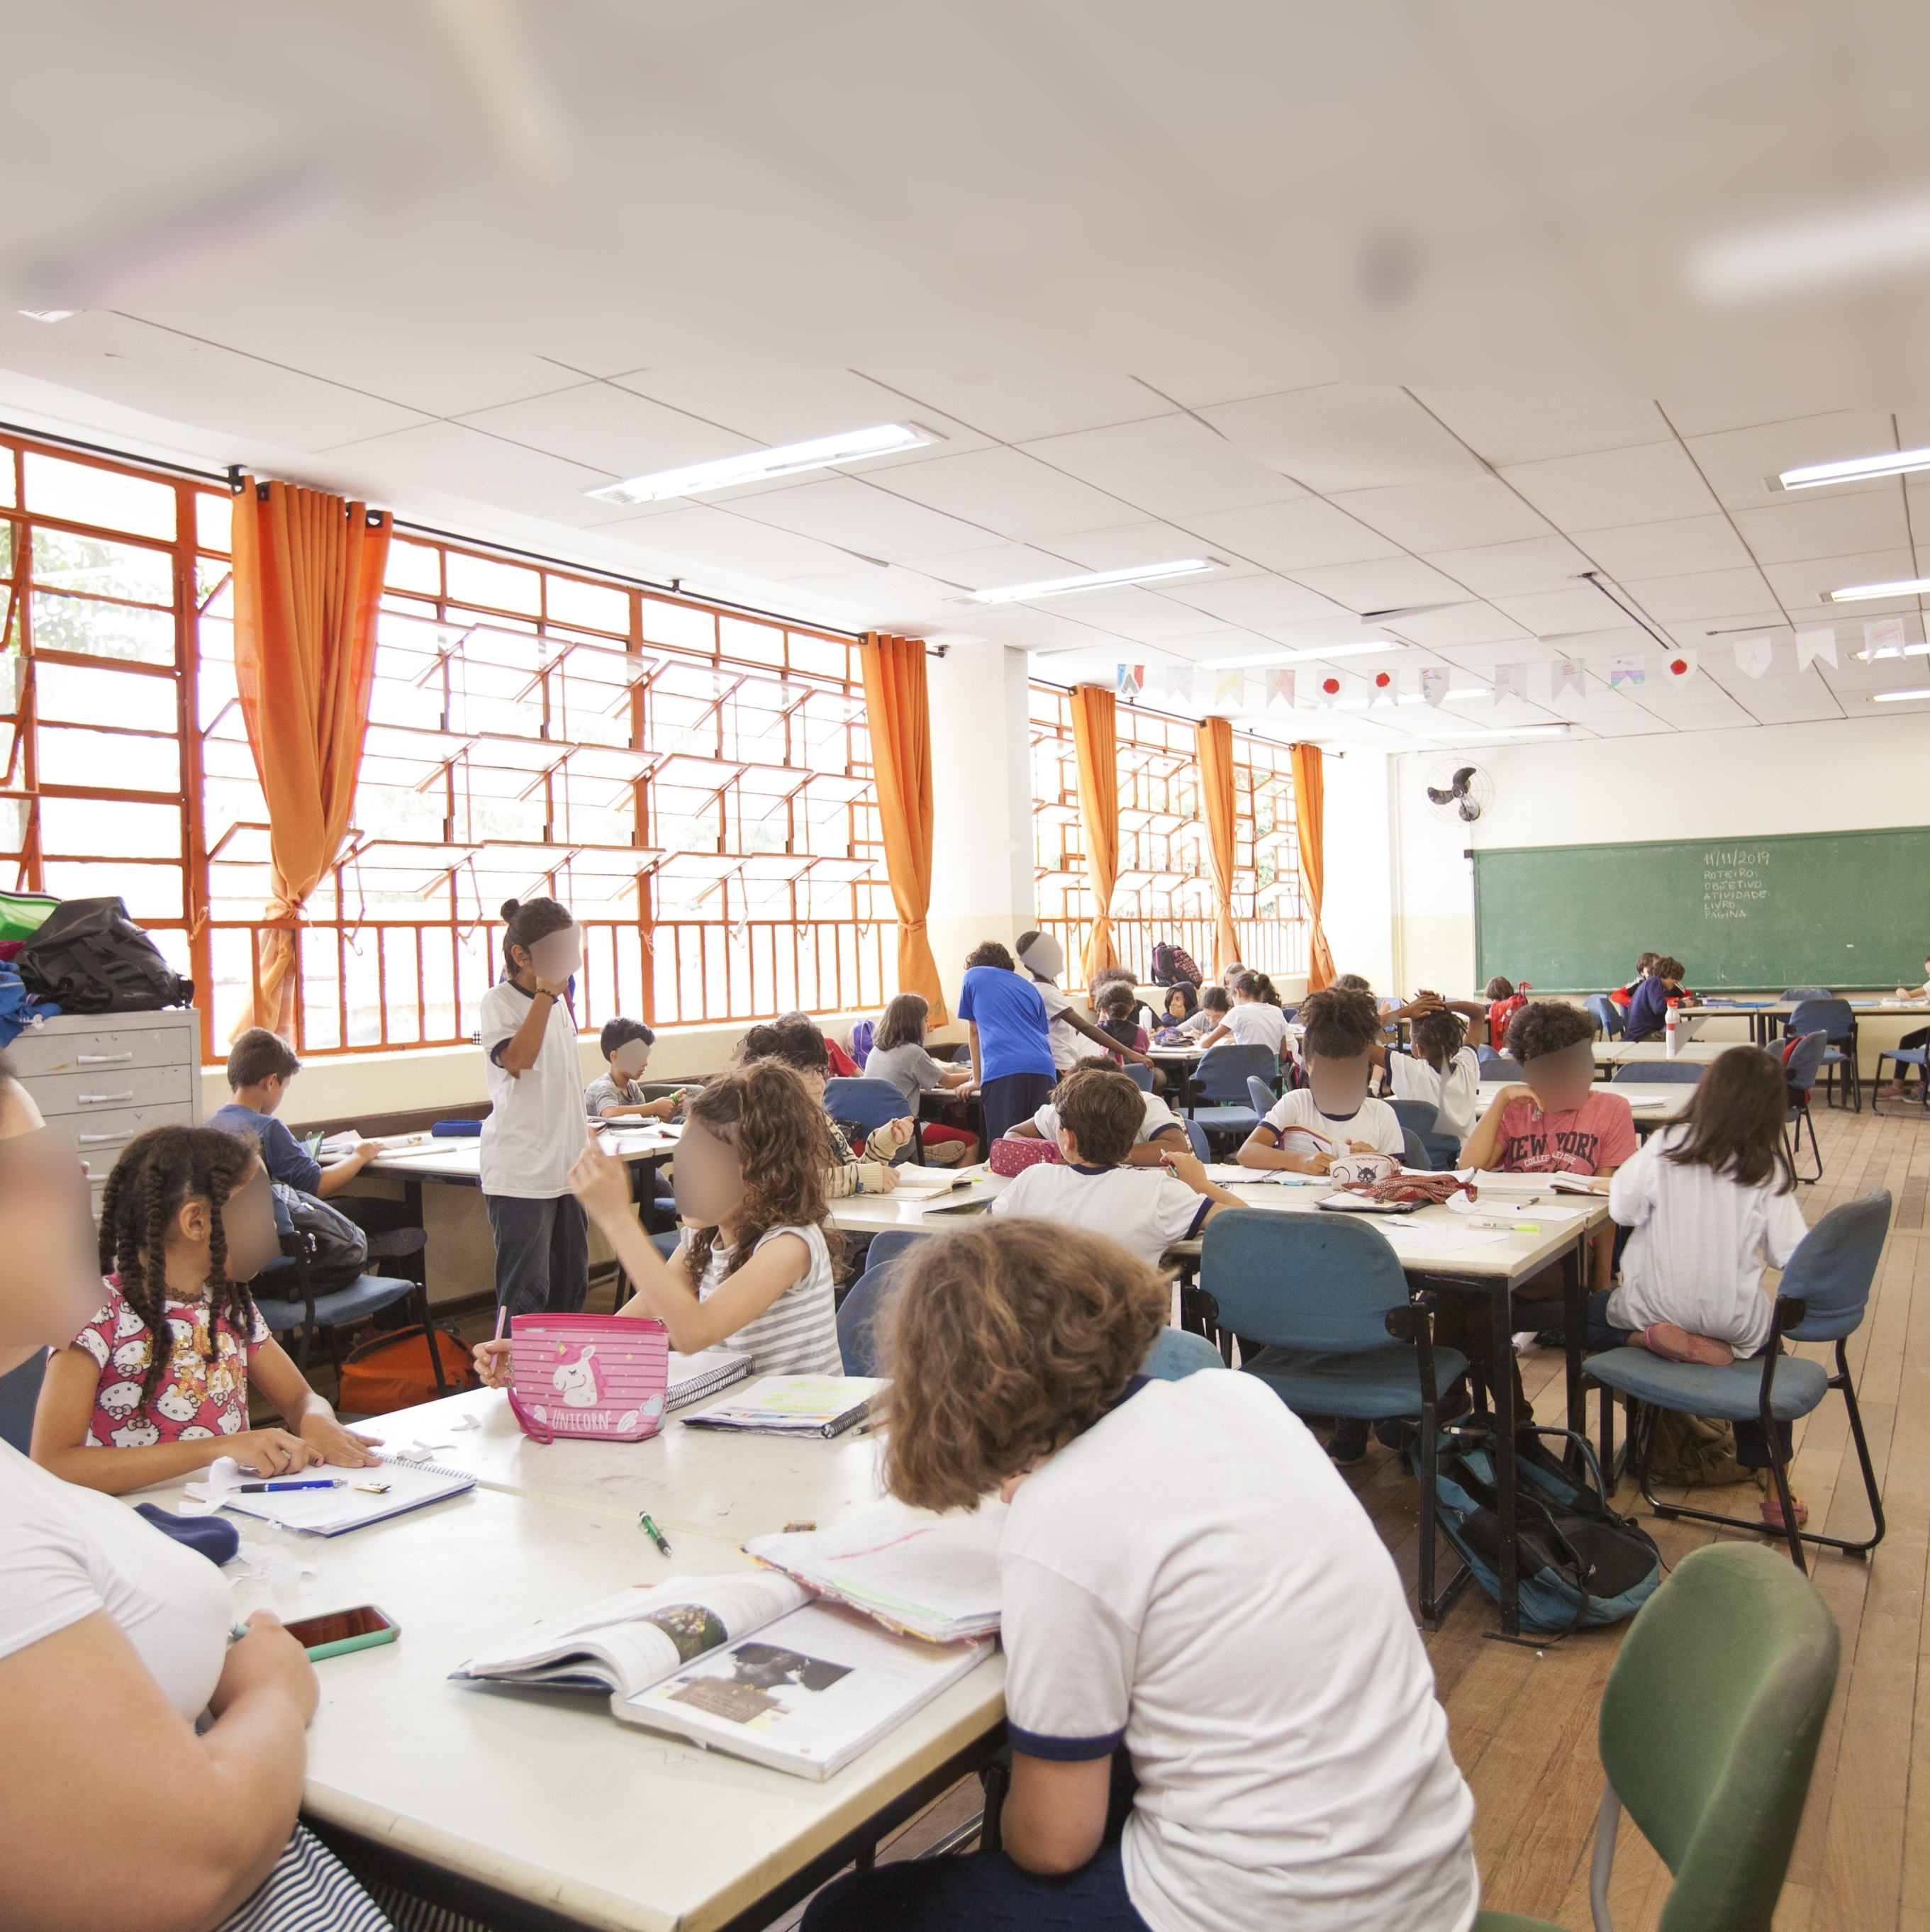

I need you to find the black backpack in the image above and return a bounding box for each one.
[1151,942,1202,987]
[17,898,191,1013]
[267,1182,371,1295]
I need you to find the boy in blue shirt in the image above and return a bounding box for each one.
[208,1028,379,1197]
[956,940,1058,1143]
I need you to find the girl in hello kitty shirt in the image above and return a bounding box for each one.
[30,1124,381,1496]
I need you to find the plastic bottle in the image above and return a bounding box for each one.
[1664,1002,1680,1060]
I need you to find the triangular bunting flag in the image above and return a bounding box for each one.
[1266,667,1295,708]
[1796,627,1836,671]
[1215,669,1243,709]
[1419,666,1449,708]
[1117,664,1145,696]
[1663,647,1698,683]
[1493,663,1528,705]
[1367,669,1395,706]
[1164,664,1195,705]
[1317,673,1344,708]
[1863,616,1907,660]
[1734,635,1773,678]
[1609,657,1645,688]
[1553,656,1586,700]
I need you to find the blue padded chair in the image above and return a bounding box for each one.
[1874,1034,1930,1117]
[649,1230,681,1261]
[1612,1061,1704,1086]
[1587,1190,1890,1573]
[1479,1049,1525,1081]
[1246,1073,1276,1119]
[1186,1044,1271,1142]
[861,1228,933,1272]
[1400,1127,1432,1171]
[1783,1031,1827,1182]
[0,1346,46,1453]
[1122,1061,1154,1092]
[836,1261,900,1377]
[824,1078,915,1160]
[252,1254,423,1392]
[1186,1118,1211,1163]
[1388,1095,1439,1140]
[1587,993,1625,1039]
[1388,1097,1460,1171]
[1142,1326,1227,1381]
[1199,1210,1467,1623]
[1780,987,1831,1001]
[1787,998,1859,1112]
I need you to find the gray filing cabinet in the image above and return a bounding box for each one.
[9,1009,202,1216]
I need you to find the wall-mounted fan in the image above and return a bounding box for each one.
[1424,761,1493,825]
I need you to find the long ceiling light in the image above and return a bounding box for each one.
[1826,576,1930,603]
[586,423,933,506]
[1779,447,1930,491]
[1871,688,1930,703]
[969,559,1215,603]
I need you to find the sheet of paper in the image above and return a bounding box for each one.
[1446,1190,1589,1224]
[1368,1220,1512,1251]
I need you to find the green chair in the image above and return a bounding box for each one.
[1473,1541,1839,1932]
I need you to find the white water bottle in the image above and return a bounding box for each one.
[1665,1003,1680,1059]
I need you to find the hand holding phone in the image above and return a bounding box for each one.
[281,1605,401,1662]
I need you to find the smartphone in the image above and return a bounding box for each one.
[282,1605,400,1662]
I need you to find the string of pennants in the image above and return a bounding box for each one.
[1116,618,1900,710]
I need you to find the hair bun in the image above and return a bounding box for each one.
[499,899,521,922]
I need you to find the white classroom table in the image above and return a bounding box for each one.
[1592,1038,1734,1068]
[1474,1078,1697,1129]
[364,1124,681,1186]
[1675,998,1930,1046]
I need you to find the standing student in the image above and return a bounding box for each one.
[1624,956,1687,1042]
[801,1220,1478,1932]
[481,896,590,1319]
[1238,985,1404,1176]
[474,1063,843,1380]
[958,942,1059,1143]
[1602,1047,1812,1529]
[32,1127,381,1494]
[864,993,978,1165]
[1016,929,1157,1078]
[208,1029,380,1198]
[1195,970,1288,1056]
[1383,1007,1481,1146]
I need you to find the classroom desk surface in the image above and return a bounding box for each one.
[187,1480,1005,1932]
[1675,998,1930,1046]
[1475,1079,1694,1126]
[1592,1039,1733,1067]
[366,1126,679,1184]
[826,1171,1010,1234]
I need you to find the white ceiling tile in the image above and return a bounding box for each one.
[1654,403,1833,439]
[1199,384,1487,491]
[1181,498,1404,571]
[1499,442,1719,528]
[606,369,986,455]
[1036,588,1239,644]
[1020,519,1217,573]
[587,500,885,580]
[1022,414,1303,519]
[1287,556,1474,614]
[453,383,747,480]
[1759,549,1920,610]
[1154,574,1354,630]
[860,447,1133,543]
[1675,411,1905,512]
[1569,515,1753,579]
[856,372,1171,445]
[318,420,615,522]
[1378,603,1534,649]
[1619,568,1776,624]
[1329,475,1552,552]
[1412,390,1672,466]
[1488,585,1629,636]
[901,540,1094,594]
[724,474,998,562]
[1420,534,1595,598]
[1730,491,1914,564]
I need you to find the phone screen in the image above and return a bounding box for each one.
[284,1606,395,1648]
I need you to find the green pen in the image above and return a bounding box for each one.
[639,1512,672,1557]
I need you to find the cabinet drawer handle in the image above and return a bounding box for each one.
[77,1091,135,1105]
[77,1052,134,1065]
[77,1130,132,1146]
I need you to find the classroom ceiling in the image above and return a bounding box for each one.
[5,4,1930,752]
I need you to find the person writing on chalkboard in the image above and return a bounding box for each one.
[1624,956,1686,1042]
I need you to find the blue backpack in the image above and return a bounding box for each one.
[1430,1424,1661,1636]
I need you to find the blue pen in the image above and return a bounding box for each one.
[238,1478,341,1493]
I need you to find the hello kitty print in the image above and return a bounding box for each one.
[71,1275,269,1448]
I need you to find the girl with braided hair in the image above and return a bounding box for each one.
[31,1124,380,1496]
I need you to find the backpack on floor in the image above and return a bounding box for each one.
[1151,942,1202,988]
[1429,1424,1661,1635]
[17,897,190,1012]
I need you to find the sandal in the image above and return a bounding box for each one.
[1760,1490,1809,1531]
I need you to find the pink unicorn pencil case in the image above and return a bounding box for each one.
[506,1312,670,1444]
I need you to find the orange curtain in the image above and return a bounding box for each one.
[229,477,392,1039]
[859,632,947,1020]
[1195,716,1240,974]
[1069,685,1120,982]
[1290,742,1336,991]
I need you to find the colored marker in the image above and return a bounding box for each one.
[638,1512,672,1556]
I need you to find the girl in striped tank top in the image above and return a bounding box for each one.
[474,1061,844,1385]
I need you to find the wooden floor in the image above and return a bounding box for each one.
[1345,1093,1930,1931]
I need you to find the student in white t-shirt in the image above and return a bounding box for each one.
[1382,1007,1481,1147]
[1240,984,1405,1176]
[480,896,591,1319]
[475,1062,844,1384]
[990,1066,1237,1268]
[1016,930,1157,1078]
[1004,1076,1188,1168]
[801,1218,1479,1932]
[1195,970,1288,1056]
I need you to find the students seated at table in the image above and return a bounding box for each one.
[1005,1068,1189,1168]
[801,1218,1478,1932]
[1161,983,1227,1042]
[584,1017,681,1122]
[1624,955,1688,1042]
[208,1029,379,1198]
[1381,1007,1480,1146]
[0,1058,394,1932]
[1461,1001,1636,1188]
[478,1062,844,1382]
[1601,1046,1812,1530]
[1881,951,1930,1098]
[958,940,1059,1143]
[740,1017,910,1196]
[1155,981,1199,1037]
[1195,969,1288,1055]
[1238,985,1403,1176]
[1610,951,1660,1012]
[1016,929,1156,1078]
[864,993,978,1165]
[989,1067,1233,1268]
[32,1126,381,1497]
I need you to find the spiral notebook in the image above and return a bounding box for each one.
[189,1454,476,1537]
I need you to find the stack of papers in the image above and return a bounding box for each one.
[666,1349,752,1411]
[744,1503,1005,1643]
[1456,1168,1602,1195]
[886,1164,978,1197]
[682,1375,883,1438]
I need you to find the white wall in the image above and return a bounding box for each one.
[1390,710,1930,995]
[1319,746,1396,993]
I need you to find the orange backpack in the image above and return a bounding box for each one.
[336,1324,478,1415]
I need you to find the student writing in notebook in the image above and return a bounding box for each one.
[31,1126,381,1495]
[1194,969,1288,1056]
[801,1219,1478,1932]
[208,1029,381,1199]
[473,1062,844,1381]
[1003,1065,1190,1168]
[1237,985,1404,1176]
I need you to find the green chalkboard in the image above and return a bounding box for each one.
[1473,827,1930,993]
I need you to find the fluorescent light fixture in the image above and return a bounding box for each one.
[1780,446,1930,491]
[1687,190,1930,304]
[16,310,72,323]
[1871,688,1930,703]
[1827,576,1930,603]
[969,559,1215,604]
[586,423,933,506]
[1853,641,1930,661]
[1415,724,1573,742]
[1200,640,1407,667]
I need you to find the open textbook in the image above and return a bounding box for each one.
[453,1570,992,1779]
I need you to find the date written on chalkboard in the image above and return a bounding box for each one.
[1702,847,1770,923]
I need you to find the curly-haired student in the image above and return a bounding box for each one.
[801,1219,1478,1932]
